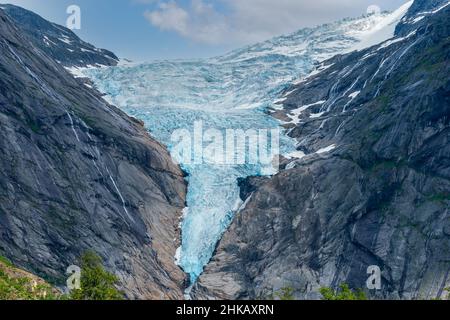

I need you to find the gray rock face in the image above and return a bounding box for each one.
[193,0,450,300]
[0,10,186,299]
[0,4,119,68]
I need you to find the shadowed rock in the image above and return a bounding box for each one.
[0,9,186,299]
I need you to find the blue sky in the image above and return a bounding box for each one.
[2,0,408,62]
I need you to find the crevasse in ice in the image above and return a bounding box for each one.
[83,11,405,283]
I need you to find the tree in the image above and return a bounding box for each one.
[70,251,124,300]
[320,284,367,300]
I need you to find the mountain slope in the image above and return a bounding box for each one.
[0,9,186,299]
[0,4,119,68]
[193,0,450,300]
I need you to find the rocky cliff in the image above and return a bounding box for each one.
[193,0,450,300]
[0,4,119,68]
[0,9,186,299]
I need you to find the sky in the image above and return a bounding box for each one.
[2,0,408,62]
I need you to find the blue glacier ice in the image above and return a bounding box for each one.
[81,11,402,284]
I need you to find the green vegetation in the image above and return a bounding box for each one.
[0,256,60,300]
[320,284,367,300]
[0,256,13,267]
[1,251,123,301]
[70,251,124,300]
[432,288,450,300]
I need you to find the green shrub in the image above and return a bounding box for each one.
[0,257,59,300]
[70,251,124,300]
[320,284,367,300]
[0,256,13,267]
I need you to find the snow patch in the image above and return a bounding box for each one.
[65,66,85,78]
[348,91,361,99]
[285,162,297,170]
[65,64,108,78]
[352,1,414,51]
[43,36,55,46]
[287,100,326,124]
[59,36,72,45]
[378,29,417,50]
[410,16,425,24]
[81,47,96,53]
[310,112,325,119]
[317,144,337,154]
[417,1,450,15]
[175,247,182,266]
[285,150,306,160]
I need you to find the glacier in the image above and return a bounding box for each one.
[81,6,411,285]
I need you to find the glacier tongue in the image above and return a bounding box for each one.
[82,7,410,284]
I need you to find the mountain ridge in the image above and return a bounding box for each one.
[0,4,119,68]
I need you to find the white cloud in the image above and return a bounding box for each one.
[145,1,190,36]
[144,0,228,44]
[144,0,408,45]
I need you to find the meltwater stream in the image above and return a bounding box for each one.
[82,11,405,284]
